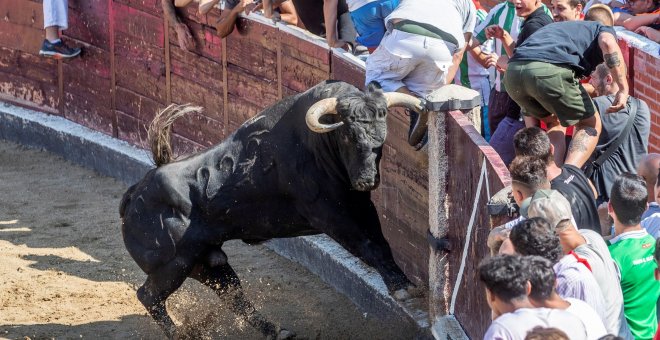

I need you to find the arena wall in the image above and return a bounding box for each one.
[0,1,658,338]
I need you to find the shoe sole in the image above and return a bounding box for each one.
[408,109,428,147]
[39,50,81,59]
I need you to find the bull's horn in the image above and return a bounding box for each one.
[383,92,425,113]
[306,98,343,133]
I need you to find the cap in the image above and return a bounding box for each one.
[524,189,573,228]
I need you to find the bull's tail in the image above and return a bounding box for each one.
[148,104,203,167]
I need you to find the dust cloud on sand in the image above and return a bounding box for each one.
[0,140,417,339]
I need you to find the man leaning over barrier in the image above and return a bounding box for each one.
[503,6,627,169]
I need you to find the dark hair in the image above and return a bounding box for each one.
[655,238,660,264]
[656,168,660,187]
[510,217,563,263]
[610,173,648,226]
[478,255,529,302]
[525,327,569,340]
[597,335,624,340]
[522,256,556,301]
[513,127,553,164]
[567,0,586,8]
[509,156,549,191]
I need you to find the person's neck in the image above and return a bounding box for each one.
[614,222,643,236]
[546,161,562,181]
[530,294,570,310]
[559,228,586,251]
[503,298,535,313]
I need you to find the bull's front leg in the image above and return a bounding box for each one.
[302,194,414,298]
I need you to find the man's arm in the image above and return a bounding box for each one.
[598,32,629,112]
[162,0,195,50]
[622,13,660,31]
[323,0,343,48]
[215,0,253,39]
[466,37,498,68]
[446,33,472,84]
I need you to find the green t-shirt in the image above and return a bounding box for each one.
[608,229,660,340]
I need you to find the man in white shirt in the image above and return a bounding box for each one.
[523,255,607,340]
[479,255,588,339]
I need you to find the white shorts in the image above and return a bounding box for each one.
[365,29,455,98]
[43,0,68,30]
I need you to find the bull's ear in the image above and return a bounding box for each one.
[366,81,383,94]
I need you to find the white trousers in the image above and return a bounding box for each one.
[43,0,68,30]
[365,29,455,98]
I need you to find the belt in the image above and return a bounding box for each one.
[392,20,458,46]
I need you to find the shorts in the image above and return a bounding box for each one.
[504,61,596,127]
[365,29,454,97]
[350,0,400,48]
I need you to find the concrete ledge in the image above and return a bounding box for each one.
[0,101,430,335]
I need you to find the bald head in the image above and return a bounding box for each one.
[637,153,660,203]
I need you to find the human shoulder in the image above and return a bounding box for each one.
[642,213,660,239]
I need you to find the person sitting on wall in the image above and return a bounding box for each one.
[364,0,476,149]
[39,0,81,59]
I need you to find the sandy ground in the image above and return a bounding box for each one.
[0,140,418,340]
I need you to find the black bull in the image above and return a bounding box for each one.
[119,81,425,338]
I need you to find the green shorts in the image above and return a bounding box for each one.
[504,61,596,127]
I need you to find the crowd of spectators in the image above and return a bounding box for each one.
[38,0,660,339]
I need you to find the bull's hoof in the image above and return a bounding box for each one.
[266,328,295,340]
[393,288,411,300]
[277,329,296,339]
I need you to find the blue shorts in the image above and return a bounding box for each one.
[350,0,400,48]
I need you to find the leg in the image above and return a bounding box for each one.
[541,115,568,167]
[190,261,290,338]
[565,111,601,168]
[137,255,195,338]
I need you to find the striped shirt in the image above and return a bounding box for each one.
[455,7,489,90]
[474,1,551,91]
[553,254,608,324]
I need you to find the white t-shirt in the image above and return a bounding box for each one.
[346,0,377,12]
[484,307,588,340]
[565,298,609,340]
[574,230,633,339]
[385,0,476,49]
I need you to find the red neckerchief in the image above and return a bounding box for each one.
[569,251,592,272]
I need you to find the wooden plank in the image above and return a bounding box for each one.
[226,65,278,109]
[330,53,365,90]
[226,93,262,132]
[115,86,162,123]
[170,41,223,92]
[112,1,164,48]
[66,5,111,51]
[171,133,206,158]
[0,20,44,54]
[0,0,44,29]
[171,108,224,147]
[114,31,167,103]
[227,18,279,52]
[0,70,59,111]
[281,54,329,94]
[226,38,277,81]
[116,109,149,149]
[167,18,222,60]
[280,31,330,68]
[113,0,163,16]
[170,73,223,120]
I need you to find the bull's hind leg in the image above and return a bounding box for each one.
[190,261,294,339]
[137,256,195,338]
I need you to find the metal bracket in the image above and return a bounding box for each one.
[427,229,451,253]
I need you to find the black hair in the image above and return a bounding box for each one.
[525,327,569,340]
[513,127,553,164]
[610,173,648,226]
[597,335,624,340]
[509,156,549,192]
[510,217,563,264]
[522,256,556,301]
[655,238,660,264]
[478,255,529,302]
